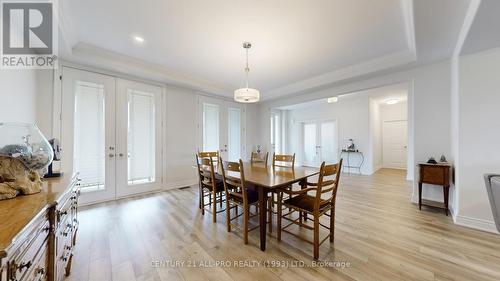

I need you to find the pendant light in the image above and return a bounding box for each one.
[234,42,260,103]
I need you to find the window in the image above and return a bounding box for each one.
[127,90,156,185]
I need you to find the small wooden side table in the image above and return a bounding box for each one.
[418,163,451,216]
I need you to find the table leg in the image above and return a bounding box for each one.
[258,185,268,251]
[443,185,449,216]
[418,182,422,210]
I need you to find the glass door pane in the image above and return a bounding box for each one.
[303,123,317,166]
[227,107,241,161]
[320,121,338,163]
[128,90,156,185]
[203,103,220,152]
[74,82,106,192]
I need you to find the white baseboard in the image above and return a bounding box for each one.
[455,215,499,234]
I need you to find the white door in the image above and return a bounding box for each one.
[61,67,116,204]
[382,120,408,169]
[270,112,282,154]
[199,96,245,161]
[302,120,338,167]
[115,79,163,197]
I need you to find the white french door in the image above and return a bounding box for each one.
[115,79,163,197]
[62,67,163,204]
[198,96,245,161]
[302,120,338,167]
[62,68,116,204]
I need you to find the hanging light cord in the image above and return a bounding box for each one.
[245,47,250,89]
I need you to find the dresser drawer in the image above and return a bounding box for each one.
[20,243,47,281]
[421,166,449,185]
[8,219,49,281]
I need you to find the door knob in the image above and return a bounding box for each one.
[109,153,115,158]
[119,153,124,157]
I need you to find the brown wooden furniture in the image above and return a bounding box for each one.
[220,159,260,244]
[0,174,80,281]
[277,160,343,260]
[220,163,319,251]
[268,153,296,233]
[250,152,268,167]
[418,163,451,215]
[196,152,225,222]
[272,153,295,169]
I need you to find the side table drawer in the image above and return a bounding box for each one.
[421,166,448,185]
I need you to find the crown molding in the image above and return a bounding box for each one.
[64,43,234,97]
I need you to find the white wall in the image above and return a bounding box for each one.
[286,97,371,173]
[0,70,38,123]
[456,47,500,233]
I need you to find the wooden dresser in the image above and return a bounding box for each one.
[0,174,80,281]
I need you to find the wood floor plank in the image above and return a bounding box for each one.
[68,169,500,281]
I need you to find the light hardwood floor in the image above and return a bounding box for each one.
[67,169,500,281]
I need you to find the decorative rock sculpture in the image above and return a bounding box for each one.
[0,156,42,200]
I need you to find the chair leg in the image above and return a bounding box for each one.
[268,197,273,233]
[226,199,231,232]
[219,192,223,208]
[198,183,202,209]
[212,190,217,223]
[313,215,319,260]
[244,205,249,244]
[330,208,335,243]
[201,188,205,215]
[277,192,283,241]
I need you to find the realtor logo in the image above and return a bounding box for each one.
[1,0,58,69]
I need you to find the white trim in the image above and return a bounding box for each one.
[453,0,482,58]
[455,215,499,234]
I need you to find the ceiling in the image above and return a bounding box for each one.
[60,0,471,101]
[461,0,500,55]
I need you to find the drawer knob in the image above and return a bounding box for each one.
[36,267,45,275]
[17,261,32,271]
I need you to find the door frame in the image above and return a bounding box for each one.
[197,95,247,161]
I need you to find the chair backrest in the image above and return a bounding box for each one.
[314,159,343,210]
[251,152,268,167]
[195,153,217,186]
[220,158,250,204]
[272,153,295,169]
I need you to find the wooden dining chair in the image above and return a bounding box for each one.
[277,159,343,260]
[272,153,295,168]
[268,153,295,233]
[220,158,260,244]
[196,152,225,223]
[251,152,269,167]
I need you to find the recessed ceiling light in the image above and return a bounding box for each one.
[327,97,338,103]
[132,35,145,44]
[386,99,399,105]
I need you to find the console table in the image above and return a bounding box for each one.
[418,163,451,216]
[340,150,364,174]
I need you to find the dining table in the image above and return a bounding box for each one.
[210,163,320,251]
